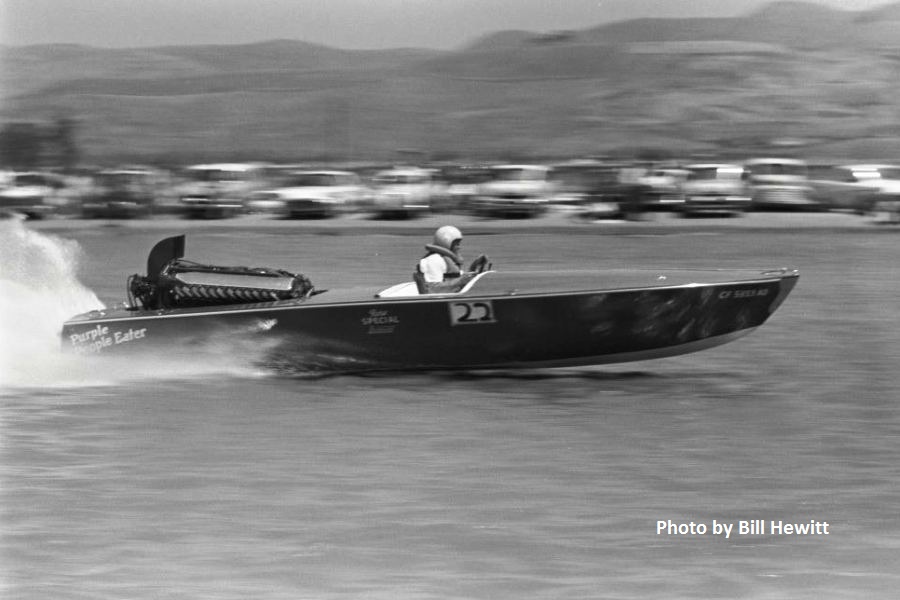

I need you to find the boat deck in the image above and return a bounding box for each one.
[65,268,797,324]
[317,268,797,303]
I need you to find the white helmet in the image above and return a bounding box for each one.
[433,225,462,250]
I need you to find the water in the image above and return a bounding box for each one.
[2,218,899,598]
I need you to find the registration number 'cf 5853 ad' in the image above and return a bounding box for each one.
[449,300,496,325]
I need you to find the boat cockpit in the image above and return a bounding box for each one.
[376,271,493,298]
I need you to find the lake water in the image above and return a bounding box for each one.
[2,216,899,599]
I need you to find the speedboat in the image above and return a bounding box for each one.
[60,235,799,372]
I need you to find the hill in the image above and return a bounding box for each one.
[3,1,900,164]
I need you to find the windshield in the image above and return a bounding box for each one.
[747,163,806,177]
[491,167,546,182]
[14,173,51,186]
[549,166,613,189]
[688,166,743,181]
[375,174,426,185]
[284,173,347,187]
[100,172,149,186]
[442,167,491,184]
[188,169,250,183]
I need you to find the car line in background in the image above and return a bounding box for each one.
[177,163,266,219]
[639,167,689,210]
[370,166,438,219]
[80,167,164,219]
[681,163,751,216]
[0,171,73,219]
[744,157,819,211]
[470,164,554,218]
[248,170,370,219]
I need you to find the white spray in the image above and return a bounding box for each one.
[0,217,105,388]
[0,219,271,391]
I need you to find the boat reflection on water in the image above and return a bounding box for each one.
[60,235,798,374]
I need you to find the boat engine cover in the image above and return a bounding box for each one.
[155,259,313,308]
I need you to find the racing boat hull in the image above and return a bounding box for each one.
[62,266,798,373]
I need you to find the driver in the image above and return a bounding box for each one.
[414,225,490,294]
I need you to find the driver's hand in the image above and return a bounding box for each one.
[469,254,491,273]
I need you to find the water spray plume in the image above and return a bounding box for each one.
[0,219,104,388]
[0,221,270,391]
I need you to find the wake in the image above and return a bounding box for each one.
[0,219,270,392]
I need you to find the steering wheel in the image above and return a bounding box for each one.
[469,254,492,273]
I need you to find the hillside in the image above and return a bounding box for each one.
[2,1,900,164]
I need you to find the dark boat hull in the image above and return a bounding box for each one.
[61,269,798,373]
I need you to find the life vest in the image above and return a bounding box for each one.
[413,244,464,293]
[419,244,463,279]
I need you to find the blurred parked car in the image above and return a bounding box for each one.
[177,163,265,219]
[839,164,900,221]
[81,168,159,219]
[681,164,751,216]
[471,164,554,218]
[805,164,887,214]
[638,167,689,210]
[744,158,818,210]
[433,164,492,213]
[370,167,437,218]
[548,159,625,219]
[0,171,70,219]
[248,170,369,218]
